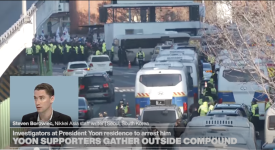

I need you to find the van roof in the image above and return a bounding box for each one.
[208,109,239,114]
[187,116,250,127]
[143,62,184,68]
[156,55,194,61]
[159,49,196,55]
[138,67,184,74]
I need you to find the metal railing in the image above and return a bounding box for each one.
[0,1,38,46]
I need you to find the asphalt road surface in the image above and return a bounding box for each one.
[0,1,36,35]
[52,65,138,118]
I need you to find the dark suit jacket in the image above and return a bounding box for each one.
[21,110,73,128]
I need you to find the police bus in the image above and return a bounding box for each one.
[159,49,198,66]
[217,59,269,120]
[265,104,275,143]
[135,62,190,115]
[114,32,190,64]
[155,55,199,108]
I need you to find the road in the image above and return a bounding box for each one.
[52,65,138,117]
[0,1,36,35]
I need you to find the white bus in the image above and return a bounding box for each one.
[114,32,190,64]
[265,104,275,143]
[217,59,269,120]
[155,55,199,109]
[135,65,189,115]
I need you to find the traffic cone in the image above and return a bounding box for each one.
[43,58,46,66]
[32,58,35,64]
[128,61,131,69]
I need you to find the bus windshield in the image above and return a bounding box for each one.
[222,69,261,82]
[122,37,189,49]
[140,74,182,87]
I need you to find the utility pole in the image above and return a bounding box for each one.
[88,0,91,25]
[22,0,27,16]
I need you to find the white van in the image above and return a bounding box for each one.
[135,66,189,116]
[182,116,258,149]
[155,55,199,106]
[218,60,269,120]
[265,104,275,143]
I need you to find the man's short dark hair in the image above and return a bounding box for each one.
[34,83,54,97]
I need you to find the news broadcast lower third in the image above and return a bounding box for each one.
[1,76,243,149]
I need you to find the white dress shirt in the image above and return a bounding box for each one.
[37,110,53,127]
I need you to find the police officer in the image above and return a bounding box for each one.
[26,47,33,55]
[211,70,218,89]
[251,99,259,130]
[102,41,107,54]
[79,43,85,61]
[56,43,63,64]
[65,42,71,63]
[103,112,108,117]
[198,97,209,116]
[208,54,215,71]
[96,48,101,55]
[136,47,145,69]
[110,43,115,61]
[208,101,214,111]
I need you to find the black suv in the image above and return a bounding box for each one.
[79,71,115,102]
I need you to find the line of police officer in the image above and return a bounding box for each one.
[25,41,116,64]
[25,41,90,64]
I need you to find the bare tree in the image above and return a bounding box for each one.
[202,1,275,100]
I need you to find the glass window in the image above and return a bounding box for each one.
[223,69,261,82]
[268,116,275,130]
[123,38,161,49]
[78,99,86,106]
[140,74,182,87]
[203,63,211,70]
[83,76,107,85]
[161,46,171,50]
[69,64,87,69]
[143,110,176,123]
[92,57,110,62]
[154,47,160,54]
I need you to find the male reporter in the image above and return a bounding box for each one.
[21,83,73,128]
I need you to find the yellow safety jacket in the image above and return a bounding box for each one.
[111,46,114,52]
[43,44,49,53]
[58,45,63,54]
[26,48,33,55]
[80,45,84,54]
[211,88,216,95]
[136,51,145,60]
[198,102,209,116]
[209,105,214,111]
[65,44,71,53]
[251,104,259,117]
[266,102,271,111]
[49,44,56,53]
[115,106,128,114]
[208,55,215,64]
[208,78,214,85]
[35,45,41,54]
[74,46,79,54]
[96,50,101,55]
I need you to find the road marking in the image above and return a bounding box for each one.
[114,87,135,93]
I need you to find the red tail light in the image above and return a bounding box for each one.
[194,93,198,100]
[136,104,140,115]
[109,63,112,66]
[79,110,87,113]
[183,102,187,113]
[218,98,223,104]
[84,68,90,71]
[89,63,93,67]
[80,85,85,90]
[67,69,74,72]
[103,83,109,88]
